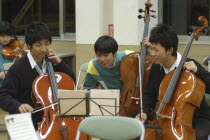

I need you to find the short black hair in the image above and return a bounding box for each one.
[94,35,118,54]
[149,24,178,56]
[0,21,15,36]
[25,22,52,47]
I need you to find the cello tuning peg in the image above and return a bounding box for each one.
[150,10,156,13]
[138,15,144,19]
[150,15,157,18]
[138,9,144,13]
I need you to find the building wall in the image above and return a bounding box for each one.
[76,0,158,45]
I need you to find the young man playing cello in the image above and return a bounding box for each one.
[136,24,210,140]
[0,22,76,130]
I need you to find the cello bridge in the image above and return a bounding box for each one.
[131,97,140,100]
[131,97,140,104]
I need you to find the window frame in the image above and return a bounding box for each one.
[0,0,76,41]
[57,0,76,41]
[158,0,210,45]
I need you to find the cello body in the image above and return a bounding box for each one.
[32,72,88,140]
[119,0,154,116]
[119,52,153,116]
[145,70,205,140]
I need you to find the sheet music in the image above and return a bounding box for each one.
[5,113,39,140]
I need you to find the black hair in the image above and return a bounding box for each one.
[0,21,15,37]
[149,24,178,56]
[94,35,118,54]
[25,22,52,48]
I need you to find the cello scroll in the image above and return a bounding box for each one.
[193,16,208,40]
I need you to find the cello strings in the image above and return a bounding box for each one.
[138,55,144,118]
[47,59,59,101]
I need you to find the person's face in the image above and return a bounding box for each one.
[95,52,116,68]
[150,43,173,66]
[0,35,12,45]
[30,39,51,62]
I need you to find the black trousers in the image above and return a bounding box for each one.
[193,117,210,140]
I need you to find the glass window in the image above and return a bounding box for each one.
[162,0,209,36]
[64,0,75,33]
[1,0,75,36]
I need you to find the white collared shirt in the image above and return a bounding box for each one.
[27,51,46,75]
[161,52,182,74]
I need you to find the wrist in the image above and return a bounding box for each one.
[54,58,62,65]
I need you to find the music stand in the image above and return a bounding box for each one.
[57,89,120,117]
[58,90,88,117]
[89,89,119,116]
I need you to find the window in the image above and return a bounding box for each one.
[162,0,209,36]
[65,0,75,33]
[1,0,75,37]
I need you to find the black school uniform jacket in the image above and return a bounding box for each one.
[0,55,76,129]
[143,58,210,120]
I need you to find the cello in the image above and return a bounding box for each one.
[145,16,208,140]
[119,0,155,116]
[32,57,88,140]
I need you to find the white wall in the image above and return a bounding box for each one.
[76,0,158,45]
[76,0,103,44]
[103,0,113,35]
[113,0,139,45]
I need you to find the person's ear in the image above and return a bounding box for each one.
[167,47,173,55]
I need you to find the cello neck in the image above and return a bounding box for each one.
[140,18,150,81]
[46,58,59,102]
[139,0,152,82]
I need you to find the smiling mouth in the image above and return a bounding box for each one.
[101,63,107,67]
[40,53,46,56]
